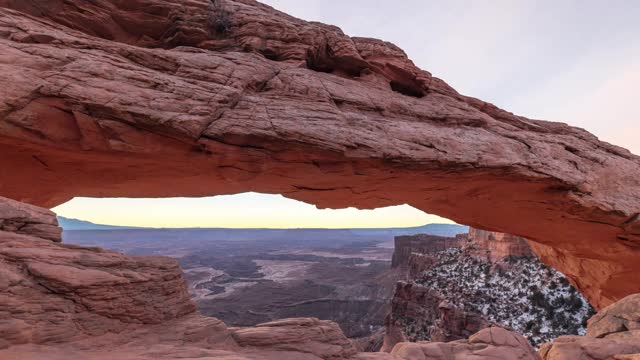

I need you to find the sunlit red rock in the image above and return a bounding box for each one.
[466,227,533,262]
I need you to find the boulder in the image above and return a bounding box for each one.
[540,294,640,360]
[0,196,61,242]
[232,318,357,359]
[588,294,640,339]
[391,327,539,359]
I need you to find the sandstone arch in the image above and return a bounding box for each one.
[0,0,639,309]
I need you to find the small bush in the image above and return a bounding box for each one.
[529,289,545,307]
[208,0,232,34]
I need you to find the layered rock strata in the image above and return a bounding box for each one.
[467,227,533,262]
[392,234,465,269]
[539,293,640,359]
[390,327,540,360]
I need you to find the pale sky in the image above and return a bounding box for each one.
[53,1,640,228]
[53,194,446,228]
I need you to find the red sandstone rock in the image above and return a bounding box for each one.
[232,318,357,359]
[0,0,638,309]
[381,281,491,352]
[0,196,61,242]
[466,227,533,262]
[0,194,361,359]
[391,327,540,360]
[392,234,465,269]
[539,294,640,360]
[587,293,640,339]
[0,226,196,347]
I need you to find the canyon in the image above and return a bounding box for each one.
[1,0,640,358]
[59,220,468,342]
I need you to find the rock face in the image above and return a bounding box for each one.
[390,327,540,360]
[0,196,196,348]
[232,318,357,359]
[587,293,640,340]
[383,232,594,350]
[0,196,62,242]
[467,227,533,262]
[539,293,640,359]
[0,0,638,309]
[382,281,492,352]
[392,234,465,269]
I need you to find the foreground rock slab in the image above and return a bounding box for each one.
[391,327,539,360]
[539,294,640,360]
[232,318,357,359]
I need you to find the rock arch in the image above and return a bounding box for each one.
[0,0,639,309]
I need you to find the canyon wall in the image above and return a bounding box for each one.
[0,0,638,309]
[467,227,533,262]
[384,230,594,350]
[391,234,465,269]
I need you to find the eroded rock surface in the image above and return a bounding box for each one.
[0,196,61,242]
[467,227,533,262]
[0,197,364,359]
[0,0,638,308]
[540,294,640,359]
[391,327,540,360]
[0,196,195,348]
[392,234,465,270]
[232,318,357,359]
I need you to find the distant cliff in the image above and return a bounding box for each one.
[467,227,533,261]
[391,234,465,269]
[383,228,594,350]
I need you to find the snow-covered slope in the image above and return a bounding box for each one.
[384,230,595,350]
[417,246,594,346]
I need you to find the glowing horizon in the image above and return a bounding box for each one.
[52,193,454,229]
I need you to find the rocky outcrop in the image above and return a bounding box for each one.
[380,296,640,359]
[384,233,594,350]
[587,292,640,340]
[0,0,638,309]
[539,294,640,359]
[392,234,464,269]
[232,318,357,359]
[382,281,491,352]
[0,197,362,359]
[467,227,533,262]
[0,196,61,242]
[0,196,196,348]
[391,327,540,360]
